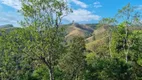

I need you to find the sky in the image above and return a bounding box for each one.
[0,0,142,27]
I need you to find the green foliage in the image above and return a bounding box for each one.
[98,18,117,27]
[59,36,86,80]
[0,28,34,80]
[85,58,135,80]
[111,22,127,54]
[86,52,96,65]
[111,22,142,62]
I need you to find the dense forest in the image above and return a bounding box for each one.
[0,0,142,80]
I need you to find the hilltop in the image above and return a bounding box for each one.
[63,23,97,41]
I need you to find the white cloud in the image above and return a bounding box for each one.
[0,0,87,9]
[136,5,142,10]
[140,19,142,23]
[63,9,100,22]
[72,0,87,8]
[94,1,102,8]
[0,12,23,26]
[94,1,100,5]
[1,0,21,10]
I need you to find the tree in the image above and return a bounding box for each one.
[111,22,132,59]
[59,37,86,80]
[116,3,141,62]
[0,28,35,80]
[97,18,117,57]
[20,0,70,80]
[85,56,135,80]
[130,31,142,79]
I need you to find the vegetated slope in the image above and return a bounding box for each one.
[0,24,16,34]
[64,23,96,41]
[86,25,142,52]
[86,26,109,52]
[86,25,109,42]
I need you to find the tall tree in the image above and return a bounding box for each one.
[116,3,141,62]
[20,0,70,80]
[98,18,117,57]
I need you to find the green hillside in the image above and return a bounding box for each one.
[64,23,96,41]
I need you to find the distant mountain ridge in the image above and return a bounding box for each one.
[0,23,97,41]
[0,24,14,28]
[73,23,94,33]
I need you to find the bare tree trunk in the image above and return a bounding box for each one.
[109,32,112,57]
[49,67,54,80]
[125,52,128,63]
[40,56,54,80]
[125,22,128,63]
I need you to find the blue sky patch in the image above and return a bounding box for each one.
[0,0,142,26]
